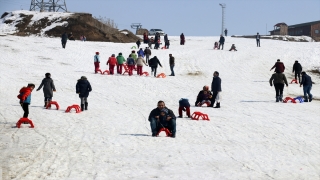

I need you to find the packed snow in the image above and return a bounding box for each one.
[0,33,319,180]
[0,11,73,35]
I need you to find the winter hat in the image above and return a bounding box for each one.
[27,83,35,88]
[45,72,51,78]
[112,54,115,57]
[119,52,122,55]
[277,59,280,61]
[81,76,87,80]
[161,108,168,115]
[132,50,135,53]
[96,52,99,55]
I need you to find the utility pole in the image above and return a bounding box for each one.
[219,3,226,35]
[30,0,68,12]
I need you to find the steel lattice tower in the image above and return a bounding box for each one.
[219,3,226,35]
[30,0,68,12]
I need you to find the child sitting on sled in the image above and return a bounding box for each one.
[197,90,212,107]
[214,42,219,49]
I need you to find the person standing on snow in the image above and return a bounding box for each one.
[61,32,68,49]
[224,28,228,36]
[269,72,288,102]
[144,47,151,63]
[300,71,313,102]
[136,40,141,49]
[270,59,285,73]
[135,55,148,75]
[256,32,261,47]
[180,33,185,45]
[209,71,222,108]
[116,52,126,74]
[148,101,176,137]
[137,48,145,58]
[93,52,100,73]
[17,83,35,118]
[36,73,56,107]
[148,56,163,77]
[126,54,135,76]
[107,54,118,75]
[76,76,92,111]
[169,54,175,76]
[218,35,225,50]
[292,60,302,83]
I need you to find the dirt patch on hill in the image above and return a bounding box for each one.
[2,12,140,43]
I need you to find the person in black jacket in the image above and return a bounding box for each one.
[300,72,313,102]
[61,32,68,48]
[148,101,176,137]
[148,56,162,77]
[209,71,222,108]
[76,76,92,111]
[178,98,190,118]
[136,40,141,49]
[169,54,175,76]
[36,73,56,107]
[292,60,302,83]
[256,33,260,47]
[218,35,225,50]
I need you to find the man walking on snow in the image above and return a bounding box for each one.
[209,71,222,108]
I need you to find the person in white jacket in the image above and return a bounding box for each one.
[135,55,148,75]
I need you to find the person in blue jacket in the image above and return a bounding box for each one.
[76,76,92,111]
[300,71,313,102]
[209,71,222,108]
[137,48,145,58]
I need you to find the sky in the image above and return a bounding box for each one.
[0,0,320,36]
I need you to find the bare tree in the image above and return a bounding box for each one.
[94,16,118,29]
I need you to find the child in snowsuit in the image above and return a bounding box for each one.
[107,54,118,75]
[229,44,237,51]
[158,109,169,127]
[178,98,190,118]
[137,48,145,58]
[135,55,148,75]
[214,42,219,49]
[36,73,56,107]
[126,54,135,76]
[76,76,92,111]
[94,52,100,73]
[116,52,126,74]
[18,83,35,118]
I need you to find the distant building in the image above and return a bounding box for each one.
[269,20,320,41]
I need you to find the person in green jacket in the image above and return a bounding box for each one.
[269,72,288,102]
[116,52,126,74]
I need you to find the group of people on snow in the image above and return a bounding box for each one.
[269,59,313,102]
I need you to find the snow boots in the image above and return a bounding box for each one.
[276,96,280,102]
[279,94,283,102]
[214,102,220,108]
[81,104,84,111]
[85,102,88,110]
[44,101,47,107]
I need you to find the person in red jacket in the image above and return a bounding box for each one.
[107,54,118,75]
[270,59,285,73]
[17,83,35,118]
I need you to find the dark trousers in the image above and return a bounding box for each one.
[256,39,260,47]
[62,41,66,48]
[44,97,52,102]
[151,67,157,77]
[21,103,29,118]
[179,107,190,117]
[209,92,219,107]
[294,72,301,83]
[117,64,123,74]
[109,65,115,74]
[303,85,313,100]
[150,117,176,135]
[274,83,284,97]
[170,65,175,76]
[219,43,224,50]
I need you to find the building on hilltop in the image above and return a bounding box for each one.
[269,20,320,41]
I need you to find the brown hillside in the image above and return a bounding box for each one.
[2,12,140,43]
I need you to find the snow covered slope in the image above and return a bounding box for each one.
[0,35,319,179]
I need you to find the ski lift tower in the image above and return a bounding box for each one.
[30,0,68,12]
[131,23,142,35]
[219,3,226,35]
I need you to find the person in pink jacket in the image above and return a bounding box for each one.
[135,55,148,75]
[107,54,118,75]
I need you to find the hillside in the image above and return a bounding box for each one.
[0,10,140,43]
